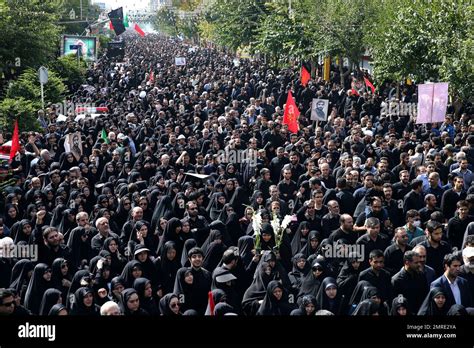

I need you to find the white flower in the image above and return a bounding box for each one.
[252,211,262,237]
[281,215,293,230]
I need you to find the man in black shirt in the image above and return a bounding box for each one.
[417,221,452,276]
[384,227,412,276]
[403,179,424,215]
[358,249,393,304]
[446,200,473,250]
[391,250,429,314]
[356,217,390,270]
[277,167,297,203]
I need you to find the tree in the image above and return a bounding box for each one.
[7,68,67,106]
[50,55,87,91]
[59,0,102,35]
[205,0,269,52]
[153,7,178,37]
[0,0,63,76]
[0,97,41,133]
[367,0,474,101]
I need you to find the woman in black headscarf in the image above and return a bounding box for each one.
[4,203,20,229]
[9,259,34,303]
[50,203,67,229]
[250,191,265,211]
[101,236,126,277]
[226,212,245,246]
[24,263,52,315]
[48,304,68,316]
[113,196,133,228]
[118,288,149,316]
[390,294,409,316]
[155,241,181,296]
[336,253,362,301]
[214,302,236,316]
[170,267,196,314]
[157,217,183,257]
[447,304,468,316]
[288,253,310,296]
[70,287,100,316]
[128,221,156,258]
[100,162,117,183]
[241,261,276,316]
[59,152,78,171]
[352,299,380,316]
[133,278,159,315]
[205,289,228,315]
[120,260,144,288]
[110,276,125,303]
[238,235,255,270]
[51,258,72,300]
[13,219,34,244]
[347,280,372,315]
[158,293,182,316]
[171,192,187,219]
[299,231,322,259]
[290,295,317,316]
[260,223,276,251]
[151,195,174,232]
[66,270,93,310]
[229,186,250,218]
[207,192,226,221]
[315,277,345,315]
[181,238,197,267]
[256,280,296,315]
[298,260,327,299]
[417,287,449,316]
[291,221,311,256]
[39,288,62,316]
[58,209,77,238]
[67,226,93,271]
[360,285,389,316]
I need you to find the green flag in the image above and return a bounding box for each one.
[101,128,110,144]
[123,14,129,28]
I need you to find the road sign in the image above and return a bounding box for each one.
[38,66,48,84]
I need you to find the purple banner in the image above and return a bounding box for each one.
[417,84,434,124]
[432,83,449,123]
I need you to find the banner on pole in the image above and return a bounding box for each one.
[416,82,449,124]
[310,99,329,121]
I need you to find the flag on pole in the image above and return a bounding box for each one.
[283,91,300,134]
[300,61,311,87]
[109,21,114,30]
[364,77,376,94]
[9,120,20,163]
[101,128,110,144]
[123,14,129,28]
[108,7,126,36]
[134,23,145,37]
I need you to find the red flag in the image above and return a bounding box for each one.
[109,21,114,30]
[149,69,154,83]
[208,291,215,316]
[364,77,376,94]
[134,23,145,37]
[283,91,300,134]
[9,120,20,163]
[300,61,311,87]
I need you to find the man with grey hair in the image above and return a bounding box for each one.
[91,217,119,255]
[391,250,429,313]
[356,217,389,270]
[100,301,122,316]
[412,244,436,286]
[384,227,412,276]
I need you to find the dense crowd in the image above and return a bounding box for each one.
[0,33,473,317]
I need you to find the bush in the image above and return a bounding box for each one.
[0,97,41,133]
[6,68,67,106]
[50,55,87,91]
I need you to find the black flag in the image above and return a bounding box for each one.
[108,7,126,36]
